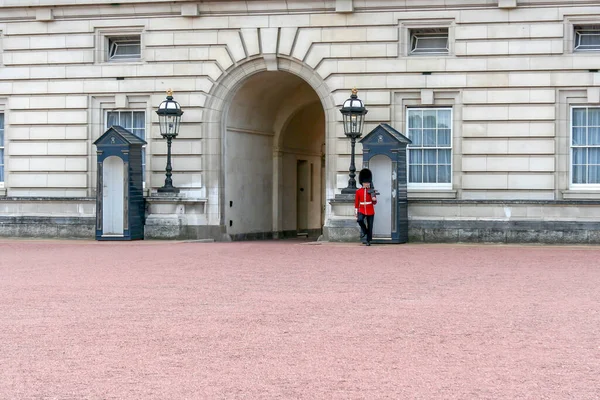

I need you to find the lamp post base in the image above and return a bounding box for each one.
[157,186,180,194]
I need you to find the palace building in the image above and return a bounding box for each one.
[1,0,599,243]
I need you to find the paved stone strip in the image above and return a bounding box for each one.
[0,240,599,399]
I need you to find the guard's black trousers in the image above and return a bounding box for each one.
[357,213,374,243]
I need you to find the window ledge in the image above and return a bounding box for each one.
[408,190,457,200]
[408,53,451,57]
[562,190,600,200]
[102,60,144,65]
[0,188,6,197]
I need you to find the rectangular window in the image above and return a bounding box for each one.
[406,108,452,188]
[410,28,449,55]
[574,25,600,52]
[0,113,4,184]
[106,111,146,180]
[571,107,600,185]
[107,35,141,61]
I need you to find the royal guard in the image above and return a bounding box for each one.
[354,168,377,246]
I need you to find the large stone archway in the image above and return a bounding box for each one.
[202,58,337,240]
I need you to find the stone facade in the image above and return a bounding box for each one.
[0,0,600,242]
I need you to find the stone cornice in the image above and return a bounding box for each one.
[2,0,599,12]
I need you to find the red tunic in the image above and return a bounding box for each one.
[354,187,377,215]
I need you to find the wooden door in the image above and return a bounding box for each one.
[370,155,392,238]
[102,156,125,236]
[296,160,309,234]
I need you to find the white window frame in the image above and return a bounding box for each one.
[406,107,453,190]
[107,35,141,61]
[95,27,144,64]
[399,20,454,57]
[573,24,600,52]
[409,28,449,55]
[105,109,147,187]
[570,106,600,188]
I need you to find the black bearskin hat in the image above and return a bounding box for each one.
[358,168,372,185]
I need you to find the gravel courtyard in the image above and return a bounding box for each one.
[0,239,599,399]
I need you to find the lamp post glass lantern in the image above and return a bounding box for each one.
[156,90,184,194]
[340,88,368,194]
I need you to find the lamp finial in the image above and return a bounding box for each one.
[351,87,358,96]
[166,89,173,97]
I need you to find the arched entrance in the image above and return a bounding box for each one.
[201,58,337,241]
[223,70,325,239]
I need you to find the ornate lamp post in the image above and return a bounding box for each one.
[156,90,184,194]
[340,88,368,194]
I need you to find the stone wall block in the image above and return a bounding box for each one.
[241,28,260,56]
[462,139,508,154]
[462,174,508,189]
[208,47,234,70]
[292,28,321,61]
[277,27,298,56]
[507,138,554,154]
[508,174,554,190]
[260,27,278,54]
[508,105,555,120]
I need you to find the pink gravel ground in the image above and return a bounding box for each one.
[0,239,599,399]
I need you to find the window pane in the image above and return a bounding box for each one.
[590,147,600,164]
[411,29,449,54]
[588,108,600,126]
[408,112,422,129]
[108,37,141,60]
[409,149,422,164]
[438,129,451,146]
[133,112,145,129]
[423,166,436,182]
[589,166,600,183]
[573,127,586,145]
[438,165,451,183]
[588,127,600,145]
[423,110,436,128]
[118,43,141,56]
[576,31,600,50]
[573,148,587,164]
[573,166,586,183]
[133,111,145,140]
[0,148,3,182]
[107,112,119,128]
[438,149,451,164]
[437,110,451,128]
[120,112,132,129]
[423,129,436,146]
[409,165,422,182]
[408,128,422,146]
[573,108,586,126]
[421,37,447,49]
[423,149,436,164]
